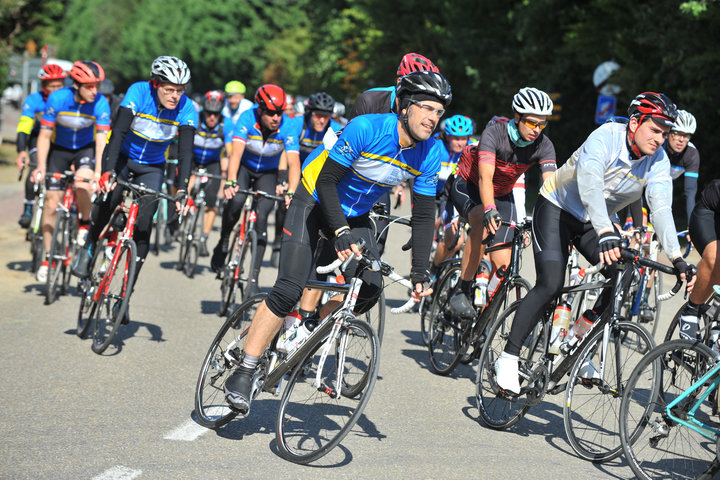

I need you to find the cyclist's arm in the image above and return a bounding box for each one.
[102,106,134,173]
[35,127,52,178]
[15,129,30,170]
[576,141,615,236]
[410,192,436,283]
[315,158,351,234]
[286,150,300,194]
[94,132,108,177]
[175,125,195,192]
[645,160,683,260]
[227,138,246,184]
[683,173,698,223]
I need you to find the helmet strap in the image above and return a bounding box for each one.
[399,109,421,145]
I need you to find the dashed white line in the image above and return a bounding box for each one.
[163,419,211,441]
[92,465,142,480]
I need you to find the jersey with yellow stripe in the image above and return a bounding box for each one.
[17,91,46,136]
[301,113,441,217]
[119,81,198,164]
[289,115,342,161]
[41,87,111,149]
[232,106,298,172]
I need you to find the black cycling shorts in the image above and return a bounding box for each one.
[449,176,516,245]
[46,143,95,190]
[690,201,720,256]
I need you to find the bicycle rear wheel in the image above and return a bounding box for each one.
[31,230,44,274]
[91,240,137,354]
[475,300,547,430]
[195,294,266,428]
[620,339,718,480]
[427,264,465,375]
[184,206,204,278]
[77,238,106,338]
[177,209,195,272]
[420,259,461,346]
[563,320,655,462]
[238,230,257,301]
[276,318,380,464]
[45,213,69,305]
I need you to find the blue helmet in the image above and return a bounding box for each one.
[444,115,473,136]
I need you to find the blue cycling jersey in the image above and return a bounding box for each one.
[231,105,298,172]
[301,113,442,217]
[289,115,342,161]
[41,87,111,149]
[119,81,198,164]
[433,133,461,194]
[17,91,47,136]
[193,118,224,165]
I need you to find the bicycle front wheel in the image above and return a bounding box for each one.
[276,318,380,464]
[620,339,718,480]
[45,213,69,305]
[238,230,257,301]
[77,238,106,338]
[177,209,195,272]
[563,321,655,462]
[362,290,385,345]
[427,264,465,375]
[91,240,137,354]
[195,294,266,428]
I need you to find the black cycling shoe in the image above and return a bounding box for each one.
[210,240,227,273]
[448,292,475,320]
[18,207,32,228]
[71,245,94,279]
[271,248,280,268]
[224,365,255,414]
[198,238,210,257]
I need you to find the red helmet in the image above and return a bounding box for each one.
[38,64,67,81]
[69,61,105,84]
[255,84,287,111]
[396,53,439,77]
[627,92,678,128]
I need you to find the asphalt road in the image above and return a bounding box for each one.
[0,178,694,480]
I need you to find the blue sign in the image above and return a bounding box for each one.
[595,94,617,124]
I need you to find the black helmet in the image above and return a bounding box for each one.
[306,92,335,115]
[202,90,224,113]
[99,78,115,96]
[396,71,452,111]
[627,92,678,128]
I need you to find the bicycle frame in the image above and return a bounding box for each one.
[665,359,720,441]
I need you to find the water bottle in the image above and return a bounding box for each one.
[549,301,572,354]
[709,322,720,354]
[474,270,489,307]
[570,267,586,285]
[561,310,598,354]
[276,311,303,354]
[487,267,506,303]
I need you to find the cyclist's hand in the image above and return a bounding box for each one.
[98,171,115,193]
[223,180,238,200]
[174,190,192,215]
[333,227,362,261]
[673,257,696,295]
[443,219,459,248]
[483,206,502,234]
[410,270,432,302]
[30,167,45,184]
[598,231,621,265]
[276,182,286,196]
[393,185,405,207]
[284,191,293,209]
[15,151,28,171]
[686,232,693,246]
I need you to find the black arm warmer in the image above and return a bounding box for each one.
[410,192,436,280]
[684,175,698,225]
[315,158,351,234]
[629,198,644,229]
[16,132,29,153]
[175,125,196,192]
[103,106,134,173]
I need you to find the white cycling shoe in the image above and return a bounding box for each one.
[578,359,601,381]
[495,351,521,394]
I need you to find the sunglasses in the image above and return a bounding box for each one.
[263,109,283,117]
[409,99,446,117]
[521,118,548,130]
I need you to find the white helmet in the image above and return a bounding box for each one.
[512,87,553,116]
[672,109,697,135]
[151,56,191,85]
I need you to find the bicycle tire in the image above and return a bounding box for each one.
[475,300,547,430]
[77,238,106,338]
[663,302,685,342]
[420,259,461,346]
[619,339,718,480]
[563,320,655,462]
[363,290,385,345]
[184,206,204,278]
[61,215,78,296]
[238,230,257,302]
[31,231,44,274]
[195,294,266,428]
[427,264,465,375]
[45,213,68,305]
[342,294,386,397]
[276,318,380,464]
[218,232,244,317]
[177,208,195,271]
[91,240,137,354]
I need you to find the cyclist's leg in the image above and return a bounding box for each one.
[487,193,516,274]
[212,166,249,270]
[19,146,38,227]
[71,144,96,244]
[573,222,617,316]
[248,170,277,280]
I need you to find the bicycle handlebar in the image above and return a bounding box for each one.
[191,169,226,181]
[620,248,684,300]
[234,188,284,202]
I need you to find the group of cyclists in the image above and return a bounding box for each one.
[11,50,720,471]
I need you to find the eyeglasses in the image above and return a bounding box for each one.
[521,118,548,130]
[81,83,99,90]
[159,85,186,96]
[409,100,445,118]
[262,109,283,117]
[204,111,221,117]
[669,131,691,139]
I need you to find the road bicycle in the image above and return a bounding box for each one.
[195,242,414,463]
[26,171,47,274]
[176,167,225,278]
[76,176,176,354]
[475,248,684,462]
[620,287,720,480]
[151,159,178,254]
[425,219,533,375]
[216,188,283,317]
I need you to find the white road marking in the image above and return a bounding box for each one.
[163,408,229,441]
[92,465,142,480]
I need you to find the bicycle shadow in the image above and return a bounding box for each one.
[398,329,478,381]
[7,260,32,272]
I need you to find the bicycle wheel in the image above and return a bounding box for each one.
[663,303,686,342]
[362,290,385,345]
[76,238,106,338]
[152,197,168,254]
[61,215,78,295]
[195,294,266,428]
[183,207,203,278]
[639,268,662,338]
[475,300,547,430]
[427,264,465,375]
[91,240,137,354]
[238,230,257,301]
[218,233,243,317]
[563,320,655,462]
[276,318,380,464]
[30,228,44,274]
[620,339,718,480]
[45,213,69,305]
[420,259,461,346]
[177,209,195,272]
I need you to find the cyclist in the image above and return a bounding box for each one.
[222,80,253,128]
[665,109,699,240]
[448,88,557,318]
[15,64,67,229]
[495,92,695,394]
[32,60,111,282]
[72,56,197,316]
[222,71,452,414]
[333,101,348,127]
[189,90,227,257]
[210,84,299,298]
[430,114,472,270]
[677,179,720,339]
